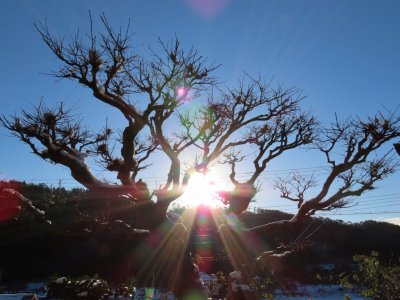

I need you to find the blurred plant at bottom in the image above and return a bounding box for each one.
[340,251,400,300]
[47,274,136,299]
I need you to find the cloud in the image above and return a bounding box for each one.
[383,218,400,226]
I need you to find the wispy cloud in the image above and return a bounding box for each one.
[383,218,400,226]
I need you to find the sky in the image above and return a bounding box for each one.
[0,0,399,224]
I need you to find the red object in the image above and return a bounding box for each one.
[0,181,21,222]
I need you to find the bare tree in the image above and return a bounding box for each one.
[251,112,400,234]
[1,15,400,298]
[179,76,316,215]
[1,16,317,228]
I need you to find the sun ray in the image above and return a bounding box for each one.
[209,210,269,288]
[134,207,198,295]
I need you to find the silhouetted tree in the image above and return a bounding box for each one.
[265,113,400,231]
[1,15,400,298]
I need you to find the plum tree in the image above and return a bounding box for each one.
[1,15,399,298]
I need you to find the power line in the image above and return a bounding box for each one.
[294,218,317,242]
[294,209,341,242]
[304,218,331,240]
[253,195,400,210]
[318,211,400,216]
[5,165,332,182]
[239,165,331,175]
[341,202,400,212]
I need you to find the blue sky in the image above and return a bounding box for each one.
[1,0,399,223]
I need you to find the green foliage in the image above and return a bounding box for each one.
[340,251,400,300]
[215,271,226,283]
[250,276,275,300]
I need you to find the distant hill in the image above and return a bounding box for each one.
[1,181,400,285]
[178,205,400,280]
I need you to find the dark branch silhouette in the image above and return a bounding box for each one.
[1,14,400,299]
[252,112,400,233]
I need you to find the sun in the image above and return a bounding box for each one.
[177,171,227,207]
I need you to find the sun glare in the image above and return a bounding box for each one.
[176,86,191,102]
[178,171,226,207]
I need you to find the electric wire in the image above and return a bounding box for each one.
[294,218,317,242]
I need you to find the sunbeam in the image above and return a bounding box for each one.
[134,208,201,297]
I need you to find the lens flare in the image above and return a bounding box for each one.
[176,86,191,102]
[0,181,22,223]
[184,0,232,18]
[194,206,214,273]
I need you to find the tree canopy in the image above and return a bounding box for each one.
[1,15,400,298]
[2,16,398,225]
